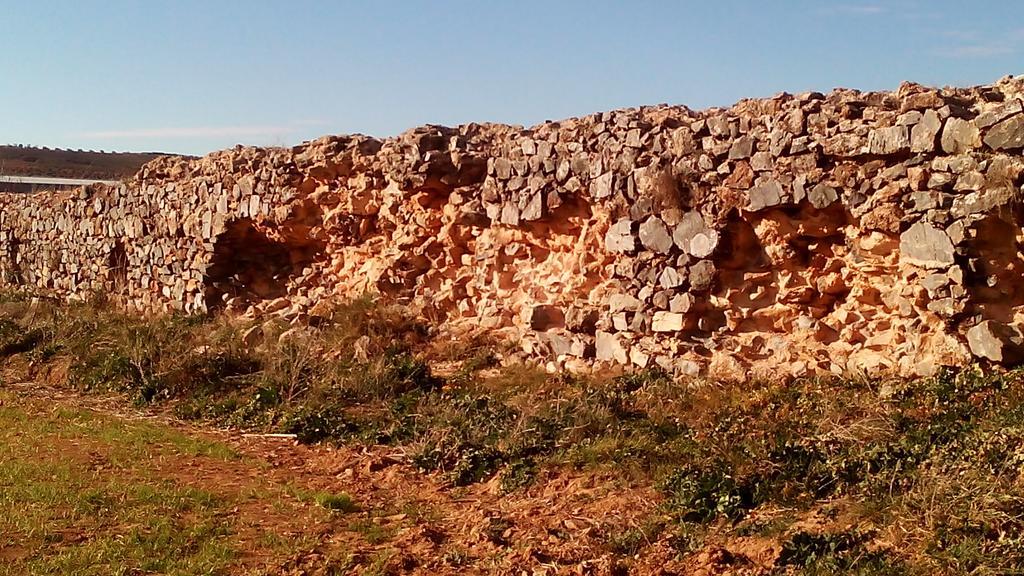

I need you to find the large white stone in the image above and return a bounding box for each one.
[652,311,685,332]
[899,222,955,269]
[595,331,629,363]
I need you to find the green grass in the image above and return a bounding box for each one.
[0,398,234,574]
[0,390,348,576]
[311,491,359,513]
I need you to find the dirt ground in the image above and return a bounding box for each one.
[0,380,780,576]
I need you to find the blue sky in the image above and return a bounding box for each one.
[2,1,1022,155]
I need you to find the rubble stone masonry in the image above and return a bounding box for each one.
[4,77,1024,380]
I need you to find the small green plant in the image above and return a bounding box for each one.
[0,326,43,356]
[410,392,518,485]
[347,519,397,545]
[70,350,145,392]
[314,492,358,513]
[499,459,537,493]
[778,530,900,574]
[660,462,751,522]
[0,317,20,339]
[441,547,471,566]
[348,349,441,401]
[604,519,664,556]
[483,516,513,546]
[282,403,356,444]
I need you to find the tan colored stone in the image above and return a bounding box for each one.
[652,311,685,332]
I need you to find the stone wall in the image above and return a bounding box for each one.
[3,77,1024,380]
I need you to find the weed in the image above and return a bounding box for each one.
[604,519,665,556]
[348,349,441,401]
[314,492,358,513]
[362,550,396,576]
[282,403,357,444]
[483,516,513,546]
[347,519,397,545]
[441,547,471,566]
[499,458,537,493]
[0,326,43,356]
[660,461,751,522]
[778,530,901,575]
[71,350,146,394]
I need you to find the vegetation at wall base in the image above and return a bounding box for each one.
[2,291,1024,574]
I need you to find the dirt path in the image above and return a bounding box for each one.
[1,381,749,576]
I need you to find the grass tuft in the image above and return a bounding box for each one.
[314,492,359,513]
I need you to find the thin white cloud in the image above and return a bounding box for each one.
[827,4,887,15]
[941,43,1015,58]
[937,28,1024,59]
[75,125,297,140]
[939,30,980,42]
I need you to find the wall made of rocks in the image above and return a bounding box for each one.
[3,77,1024,380]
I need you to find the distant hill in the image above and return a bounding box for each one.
[0,145,166,180]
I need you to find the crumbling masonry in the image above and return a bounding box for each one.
[4,77,1024,380]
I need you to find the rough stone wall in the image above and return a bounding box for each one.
[4,77,1024,380]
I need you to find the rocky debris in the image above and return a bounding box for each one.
[910,109,942,153]
[920,273,951,296]
[967,321,1024,364]
[672,211,710,254]
[591,172,615,199]
[605,218,635,253]
[638,217,674,254]
[983,114,1024,150]
[564,306,598,334]
[5,76,1024,379]
[728,136,755,159]
[689,230,719,258]
[651,311,685,332]
[658,267,686,289]
[869,126,910,155]
[977,99,1023,128]
[807,183,838,209]
[595,331,628,363]
[689,260,716,292]
[609,293,642,314]
[670,293,695,314]
[899,222,955,269]
[941,117,980,154]
[748,179,784,211]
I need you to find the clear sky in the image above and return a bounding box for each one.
[2,0,1022,156]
